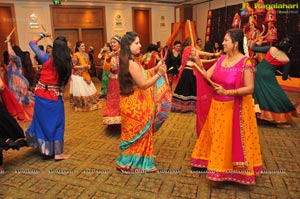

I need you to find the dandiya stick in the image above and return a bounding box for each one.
[194,63,216,88]
[187,20,215,88]
[168,66,174,71]
[187,20,194,47]
[4,27,16,42]
[41,24,47,32]
[41,24,53,42]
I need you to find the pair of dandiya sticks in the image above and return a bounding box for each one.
[186,20,216,88]
[5,25,52,43]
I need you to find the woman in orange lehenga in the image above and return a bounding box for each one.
[191,28,262,184]
[116,32,171,173]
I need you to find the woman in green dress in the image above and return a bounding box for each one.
[252,37,295,128]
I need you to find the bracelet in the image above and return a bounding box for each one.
[39,32,45,39]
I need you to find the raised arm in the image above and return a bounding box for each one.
[6,41,22,69]
[251,43,270,53]
[196,49,220,58]
[7,41,15,57]
[29,32,50,64]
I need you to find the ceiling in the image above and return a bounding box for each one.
[21,0,211,6]
[61,0,213,6]
[102,0,211,5]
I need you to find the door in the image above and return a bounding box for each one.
[0,3,18,58]
[132,8,151,54]
[82,28,105,64]
[54,29,79,53]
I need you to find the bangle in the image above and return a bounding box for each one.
[39,32,45,39]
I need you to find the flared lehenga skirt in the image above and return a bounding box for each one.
[70,74,101,111]
[191,95,263,184]
[103,78,121,125]
[25,95,65,156]
[171,68,197,113]
[253,60,295,123]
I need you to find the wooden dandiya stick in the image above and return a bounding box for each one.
[41,24,47,32]
[187,20,216,88]
[187,20,194,47]
[168,66,174,71]
[41,24,53,42]
[159,44,169,80]
[194,63,216,88]
[4,27,16,42]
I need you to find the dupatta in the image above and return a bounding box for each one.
[196,56,252,168]
[232,57,252,168]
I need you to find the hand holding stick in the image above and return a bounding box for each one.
[5,27,16,43]
[41,24,53,41]
[187,20,194,47]
[193,63,217,88]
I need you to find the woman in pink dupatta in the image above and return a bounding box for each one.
[191,28,262,185]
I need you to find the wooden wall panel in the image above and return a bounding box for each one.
[51,5,106,58]
[82,29,105,62]
[133,8,151,54]
[52,7,105,28]
[54,29,79,53]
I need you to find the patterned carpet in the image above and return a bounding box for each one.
[0,77,299,199]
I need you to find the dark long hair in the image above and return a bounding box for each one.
[276,37,292,56]
[226,28,245,55]
[74,41,83,53]
[119,32,138,95]
[52,36,72,86]
[12,45,27,68]
[182,37,192,49]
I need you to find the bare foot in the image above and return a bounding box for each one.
[277,123,291,128]
[0,165,4,174]
[54,154,71,161]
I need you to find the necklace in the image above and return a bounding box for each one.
[223,54,241,67]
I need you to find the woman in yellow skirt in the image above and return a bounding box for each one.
[191,28,263,184]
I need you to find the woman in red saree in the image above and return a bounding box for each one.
[117,32,171,173]
[102,36,122,126]
[191,28,262,184]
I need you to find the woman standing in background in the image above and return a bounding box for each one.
[102,36,122,126]
[252,37,295,128]
[70,41,101,111]
[165,40,181,89]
